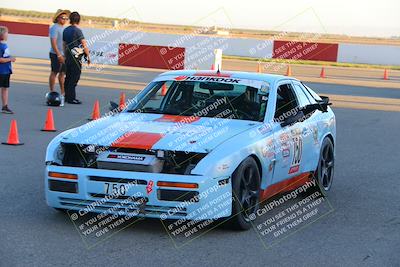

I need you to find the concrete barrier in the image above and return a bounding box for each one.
[338,43,400,65]
[2,20,400,67]
[8,34,50,59]
[272,41,338,62]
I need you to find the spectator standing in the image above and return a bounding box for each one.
[63,11,90,104]
[49,9,70,107]
[0,26,16,114]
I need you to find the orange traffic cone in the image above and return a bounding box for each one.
[320,67,326,78]
[257,62,262,73]
[211,64,215,70]
[383,69,389,80]
[161,83,168,96]
[89,100,100,121]
[2,120,24,145]
[285,65,292,76]
[41,108,57,132]
[119,92,126,109]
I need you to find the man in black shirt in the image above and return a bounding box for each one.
[63,12,90,104]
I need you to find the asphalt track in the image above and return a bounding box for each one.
[1,58,400,266]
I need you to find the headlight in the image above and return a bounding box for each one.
[46,144,64,166]
[55,144,65,163]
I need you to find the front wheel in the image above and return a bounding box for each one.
[314,137,335,196]
[225,157,261,230]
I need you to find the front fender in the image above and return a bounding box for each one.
[45,128,76,164]
[191,129,271,183]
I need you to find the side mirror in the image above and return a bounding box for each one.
[280,110,305,127]
[109,101,119,112]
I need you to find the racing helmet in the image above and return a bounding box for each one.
[46,91,61,106]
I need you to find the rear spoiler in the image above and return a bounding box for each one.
[300,82,332,112]
[316,96,332,112]
[300,95,332,115]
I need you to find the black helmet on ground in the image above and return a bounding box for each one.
[46,92,61,106]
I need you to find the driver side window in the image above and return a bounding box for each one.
[145,81,172,110]
[274,83,299,120]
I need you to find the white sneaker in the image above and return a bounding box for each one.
[60,95,65,107]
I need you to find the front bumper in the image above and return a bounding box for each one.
[45,166,232,220]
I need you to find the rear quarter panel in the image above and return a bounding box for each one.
[308,107,336,171]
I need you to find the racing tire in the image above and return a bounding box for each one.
[225,157,261,230]
[314,137,334,196]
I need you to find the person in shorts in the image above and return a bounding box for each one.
[49,9,70,106]
[0,26,16,114]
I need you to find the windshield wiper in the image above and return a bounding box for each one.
[127,107,162,113]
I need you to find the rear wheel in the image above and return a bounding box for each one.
[314,137,335,196]
[226,157,261,230]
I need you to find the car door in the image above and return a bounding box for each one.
[291,80,317,173]
[270,81,312,185]
[292,81,322,172]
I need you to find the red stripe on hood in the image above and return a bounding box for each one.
[154,115,200,123]
[111,132,164,150]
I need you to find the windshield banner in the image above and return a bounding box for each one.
[153,75,269,90]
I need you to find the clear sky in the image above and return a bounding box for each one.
[1,0,399,37]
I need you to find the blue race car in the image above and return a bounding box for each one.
[45,70,335,230]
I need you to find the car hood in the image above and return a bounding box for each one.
[61,113,260,153]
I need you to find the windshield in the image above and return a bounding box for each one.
[128,80,269,121]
